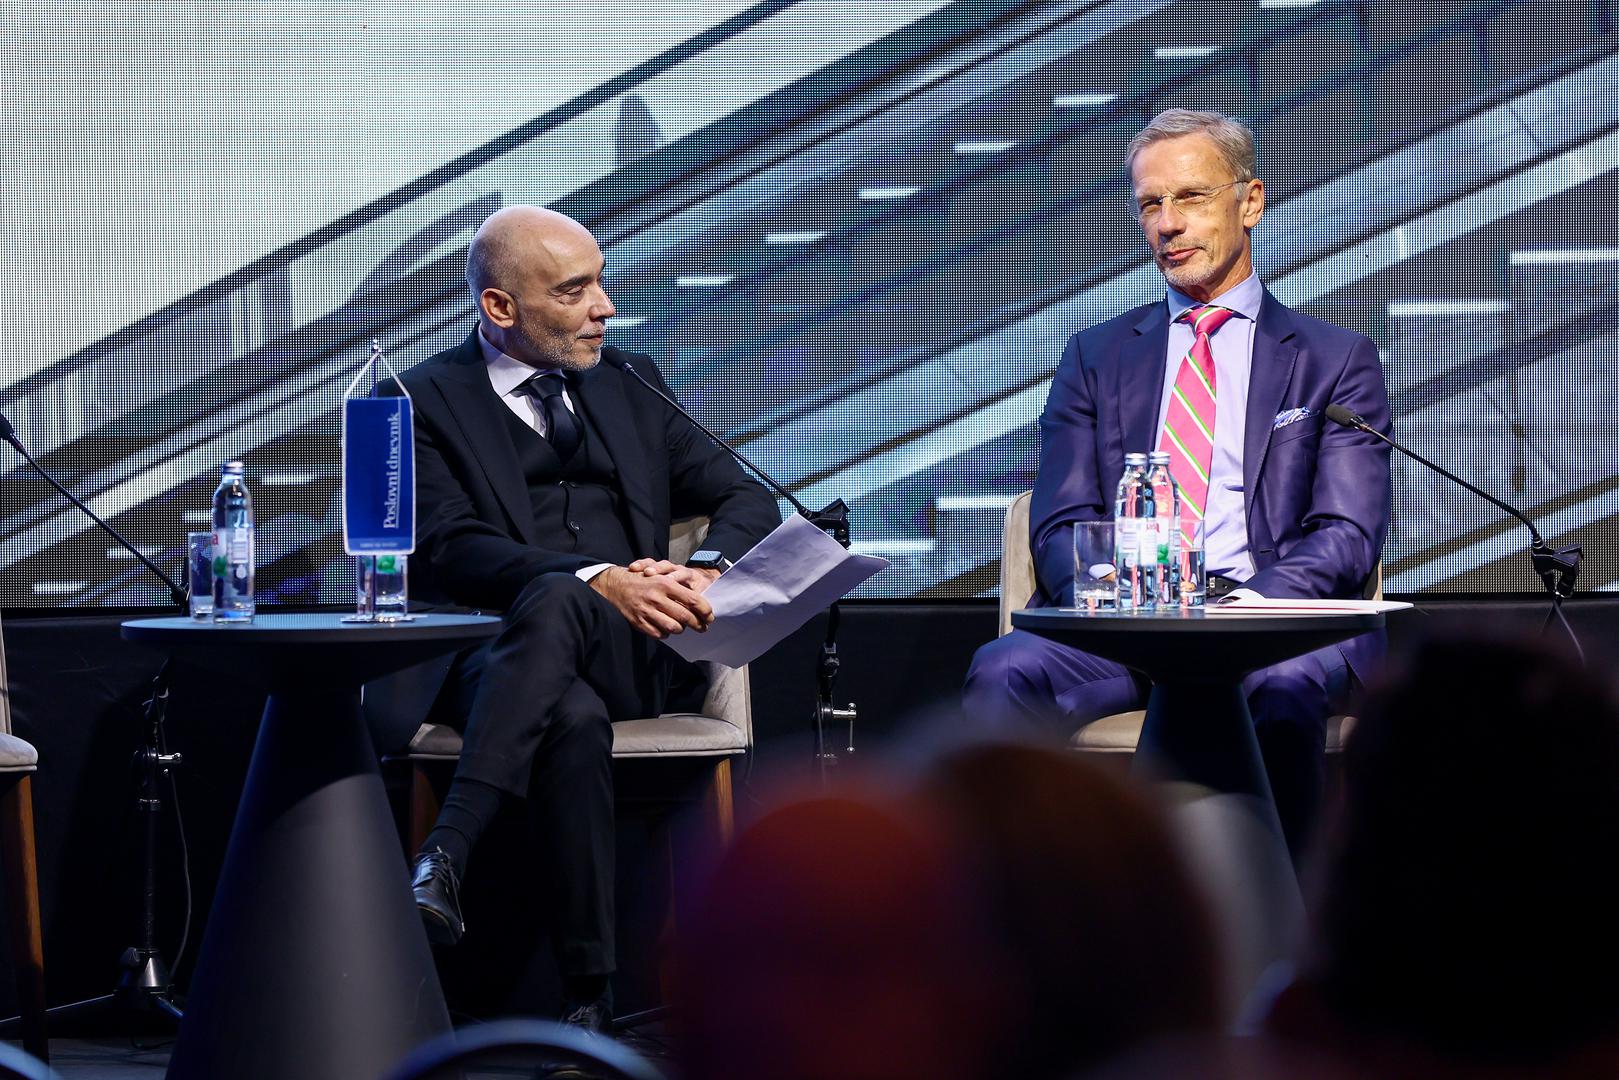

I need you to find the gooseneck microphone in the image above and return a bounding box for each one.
[603,351,857,770]
[1324,402,1581,607]
[604,355,850,544]
[0,408,188,607]
[0,407,192,1029]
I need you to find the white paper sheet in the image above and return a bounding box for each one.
[661,514,889,667]
[1205,597,1413,616]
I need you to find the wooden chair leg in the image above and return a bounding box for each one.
[407,763,442,857]
[702,757,735,848]
[0,773,47,1063]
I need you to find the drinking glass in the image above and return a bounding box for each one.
[1178,520,1207,607]
[351,553,412,622]
[1072,521,1117,612]
[186,532,213,619]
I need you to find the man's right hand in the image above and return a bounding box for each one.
[588,565,714,639]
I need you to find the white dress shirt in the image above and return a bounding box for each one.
[477,328,611,583]
[479,329,578,434]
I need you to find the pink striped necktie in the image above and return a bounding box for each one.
[1158,304,1236,540]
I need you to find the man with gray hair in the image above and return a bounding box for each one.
[964,109,1392,859]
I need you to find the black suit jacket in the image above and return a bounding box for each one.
[401,332,780,610]
[366,330,781,750]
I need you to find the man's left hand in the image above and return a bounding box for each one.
[627,558,722,593]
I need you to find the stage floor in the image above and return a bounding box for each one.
[21,1027,681,1077]
[19,1039,167,1077]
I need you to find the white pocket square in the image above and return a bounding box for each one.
[1272,407,1314,430]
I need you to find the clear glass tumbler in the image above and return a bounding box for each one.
[1178,520,1207,607]
[1072,520,1118,613]
[186,532,213,619]
[353,553,410,622]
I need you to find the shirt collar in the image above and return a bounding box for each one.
[478,326,560,397]
[1165,269,1263,326]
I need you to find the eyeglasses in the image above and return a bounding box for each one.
[1134,180,1250,222]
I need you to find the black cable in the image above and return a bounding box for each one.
[1546,599,1586,666]
[163,744,193,976]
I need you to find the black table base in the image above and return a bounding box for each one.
[1138,679,1276,807]
[1010,607,1386,826]
[122,614,499,1080]
[166,688,448,1079]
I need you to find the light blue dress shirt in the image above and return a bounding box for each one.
[1155,271,1263,583]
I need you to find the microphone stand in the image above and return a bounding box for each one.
[1325,406,1584,659]
[0,414,188,1034]
[613,363,859,780]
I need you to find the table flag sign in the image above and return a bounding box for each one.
[342,339,415,556]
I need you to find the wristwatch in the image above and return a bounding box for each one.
[686,549,733,572]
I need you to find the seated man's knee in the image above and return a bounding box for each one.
[1248,654,1333,738]
[965,636,1042,704]
[550,698,614,748]
[515,570,594,606]
[964,636,1009,692]
[507,572,599,630]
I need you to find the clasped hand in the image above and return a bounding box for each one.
[589,559,722,639]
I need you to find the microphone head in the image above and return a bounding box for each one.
[1324,404,1362,429]
[0,411,17,448]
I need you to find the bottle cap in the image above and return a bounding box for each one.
[1124,452,1148,465]
[1148,451,1171,465]
[222,460,244,474]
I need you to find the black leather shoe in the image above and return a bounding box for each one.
[411,848,464,946]
[560,997,612,1036]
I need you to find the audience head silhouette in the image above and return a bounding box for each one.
[671,745,1222,1079]
[918,743,1222,1077]
[1278,633,1619,1071]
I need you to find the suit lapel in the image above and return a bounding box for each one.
[431,333,539,545]
[572,355,658,556]
[1244,290,1300,506]
[1119,303,1170,453]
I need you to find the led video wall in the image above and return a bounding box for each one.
[3,0,1615,607]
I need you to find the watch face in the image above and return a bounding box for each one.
[688,549,726,568]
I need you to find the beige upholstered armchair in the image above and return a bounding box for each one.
[392,516,749,851]
[996,491,1365,755]
[0,616,48,1062]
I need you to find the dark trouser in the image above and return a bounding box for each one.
[444,572,688,978]
[962,629,1350,859]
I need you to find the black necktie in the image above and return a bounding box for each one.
[527,372,583,461]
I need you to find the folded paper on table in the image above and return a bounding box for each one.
[662,514,889,667]
[1206,597,1413,616]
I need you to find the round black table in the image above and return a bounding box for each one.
[121,613,500,1080]
[1010,607,1384,812]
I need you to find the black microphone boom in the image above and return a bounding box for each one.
[0,410,187,607]
[610,358,849,545]
[606,352,856,773]
[1324,402,1580,601]
[0,409,190,1034]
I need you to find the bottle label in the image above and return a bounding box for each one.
[214,527,254,571]
[1138,519,1162,564]
[1115,518,1140,567]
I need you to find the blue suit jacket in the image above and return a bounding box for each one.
[1030,289,1393,680]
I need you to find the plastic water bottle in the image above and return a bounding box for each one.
[1147,451,1181,607]
[211,461,255,621]
[1113,453,1155,611]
